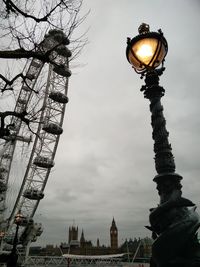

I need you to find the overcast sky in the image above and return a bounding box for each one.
[2,0,200,248]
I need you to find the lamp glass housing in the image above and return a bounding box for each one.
[127,31,168,73]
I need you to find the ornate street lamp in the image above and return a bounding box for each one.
[126,23,168,75]
[126,23,200,267]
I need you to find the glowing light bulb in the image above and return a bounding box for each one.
[136,44,153,59]
[131,38,158,66]
[126,33,167,71]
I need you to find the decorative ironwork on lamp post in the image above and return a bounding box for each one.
[126,23,200,267]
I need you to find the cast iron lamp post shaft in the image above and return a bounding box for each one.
[143,69,200,267]
[141,69,182,204]
[143,70,175,174]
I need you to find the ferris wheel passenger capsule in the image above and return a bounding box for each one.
[53,65,71,77]
[42,123,63,135]
[23,189,44,200]
[49,91,69,103]
[55,45,72,57]
[33,156,54,168]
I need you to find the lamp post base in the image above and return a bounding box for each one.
[150,206,200,266]
[149,192,200,266]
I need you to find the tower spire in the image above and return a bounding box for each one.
[110,217,118,250]
[80,229,85,248]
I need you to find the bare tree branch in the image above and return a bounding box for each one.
[3,0,66,23]
[0,72,40,93]
[0,0,88,140]
[0,49,45,60]
[0,110,29,138]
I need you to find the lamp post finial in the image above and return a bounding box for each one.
[138,23,150,34]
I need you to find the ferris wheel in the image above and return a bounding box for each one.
[0,30,71,248]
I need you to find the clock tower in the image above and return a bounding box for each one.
[110,218,118,250]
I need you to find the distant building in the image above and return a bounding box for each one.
[29,246,42,256]
[30,218,152,259]
[30,244,62,256]
[68,226,79,247]
[120,238,139,254]
[120,237,152,259]
[60,218,119,255]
